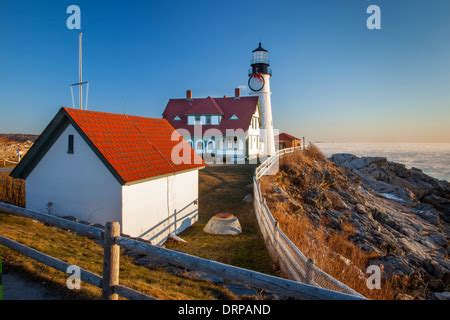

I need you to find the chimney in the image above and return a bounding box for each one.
[234,87,240,99]
[186,89,192,100]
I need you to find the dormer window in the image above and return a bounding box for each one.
[174,115,181,121]
[230,114,239,120]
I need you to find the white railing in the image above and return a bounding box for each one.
[253,147,365,298]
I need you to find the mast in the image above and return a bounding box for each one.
[79,32,83,110]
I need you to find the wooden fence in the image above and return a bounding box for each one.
[0,201,364,300]
[1,159,18,167]
[253,147,365,298]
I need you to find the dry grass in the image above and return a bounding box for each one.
[0,212,238,300]
[260,145,406,300]
[0,171,25,207]
[166,165,276,275]
[0,164,274,300]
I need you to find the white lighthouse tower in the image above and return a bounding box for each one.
[248,43,276,156]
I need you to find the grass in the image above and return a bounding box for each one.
[0,171,25,207]
[260,146,400,300]
[0,164,274,299]
[166,165,276,276]
[0,212,236,300]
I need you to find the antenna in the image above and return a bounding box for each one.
[79,32,83,110]
[70,32,89,110]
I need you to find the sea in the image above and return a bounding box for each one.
[315,143,450,182]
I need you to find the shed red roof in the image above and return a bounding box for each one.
[163,96,259,137]
[11,108,204,184]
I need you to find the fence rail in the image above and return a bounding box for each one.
[0,201,363,300]
[253,147,365,298]
[1,159,19,167]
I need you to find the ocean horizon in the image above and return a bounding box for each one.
[316,142,450,182]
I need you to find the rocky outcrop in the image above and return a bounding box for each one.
[329,154,449,299]
[263,149,449,299]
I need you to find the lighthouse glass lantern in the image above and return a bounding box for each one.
[249,43,272,76]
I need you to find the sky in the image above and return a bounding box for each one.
[0,0,449,143]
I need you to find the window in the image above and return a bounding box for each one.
[174,115,181,121]
[230,114,239,120]
[68,135,74,154]
[195,116,201,123]
[206,115,212,125]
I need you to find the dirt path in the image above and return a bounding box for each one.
[2,270,65,300]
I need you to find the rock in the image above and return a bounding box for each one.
[415,209,440,225]
[369,256,414,277]
[428,233,448,248]
[203,213,242,235]
[431,261,448,279]
[327,211,343,231]
[428,279,445,291]
[243,194,253,203]
[355,204,367,214]
[322,197,332,209]
[423,194,450,214]
[434,292,450,300]
[93,223,105,229]
[79,220,91,225]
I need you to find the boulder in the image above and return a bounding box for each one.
[355,204,367,214]
[415,209,440,225]
[203,213,242,235]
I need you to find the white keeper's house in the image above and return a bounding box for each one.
[162,43,277,162]
[11,107,204,245]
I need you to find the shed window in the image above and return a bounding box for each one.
[68,135,74,154]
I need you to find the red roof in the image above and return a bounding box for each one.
[185,97,224,115]
[163,96,259,136]
[277,133,301,141]
[64,108,204,183]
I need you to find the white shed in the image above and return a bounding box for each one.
[11,108,204,245]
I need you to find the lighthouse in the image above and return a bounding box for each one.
[248,43,276,156]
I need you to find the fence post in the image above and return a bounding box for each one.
[305,258,315,284]
[173,209,177,234]
[274,221,280,253]
[102,221,120,300]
